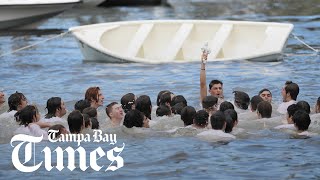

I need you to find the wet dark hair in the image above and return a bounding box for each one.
[257,101,272,118]
[74,99,91,113]
[135,95,152,120]
[85,86,101,103]
[219,101,234,112]
[156,104,171,117]
[8,92,26,111]
[83,107,97,118]
[121,93,135,113]
[159,91,173,106]
[250,95,264,112]
[45,97,62,119]
[259,88,272,96]
[171,95,187,107]
[284,81,299,101]
[48,124,66,139]
[171,102,186,115]
[233,91,250,110]
[14,105,37,126]
[193,110,209,128]
[296,101,310,114]
[287,104,299,118]
[106,102,118,118]
[224,109,238,133]
[157,90,170,106]
[209,80,223,90]
[123,109,144,128]
[210,111,226,130]
[67,110,84,134]
[90,117,100,129]
[202,96,218,109]
[180,106,196,126]
[292,110,311,131]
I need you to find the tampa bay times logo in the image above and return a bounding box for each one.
[10,130,125,172]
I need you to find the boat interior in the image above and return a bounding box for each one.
[90,21,292,62]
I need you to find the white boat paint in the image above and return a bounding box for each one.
[69,20,294,63]
[0,0,81,29]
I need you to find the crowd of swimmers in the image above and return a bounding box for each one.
[0,52,319,142]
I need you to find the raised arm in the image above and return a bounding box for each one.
[200,52,208,103]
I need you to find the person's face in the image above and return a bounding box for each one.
[18,97,28,110]
[58,100,67,117]
[111,104,124,121]
[209,84,223,98]
[260,91,272,103]
[97,90,104,107]
[0,91,5,104]
[34,111,41,122]
[281,86,288,102]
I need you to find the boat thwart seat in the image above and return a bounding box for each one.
[162,23,194,61]
[125,23,154,58]
[208,24,233,59]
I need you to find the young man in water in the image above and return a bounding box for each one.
[123,109,149,128]
[202,95,218,117]
[274,104,298,130]
[292,110,315,136]
[200,52,224,106]
[85,86,105,109]
[68,110,85,134]
[257,101,272,119]
[74,99,91,113]
[0,92,28,119]
[259,88,272,103]
[41,97,67,123]
[277,81,299,114]
[233,91,250,112]
[250,95,264,112]
[197,111,235,141]
[106,102,124,127]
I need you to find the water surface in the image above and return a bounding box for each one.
[0,0,319,179]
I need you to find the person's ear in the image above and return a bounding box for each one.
[286,92,291,99]
[234,120,238,126]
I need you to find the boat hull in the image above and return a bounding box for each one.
[0,2,79,29]
[98,0,162,6]
[77,40,132,63]
[70,20,293,63]
[76,39,284,63]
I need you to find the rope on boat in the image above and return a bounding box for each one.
[290,33,319,55]
[0,31,70,58]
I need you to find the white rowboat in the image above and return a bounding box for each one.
[69,20,294,63]
[0,0,81,30]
